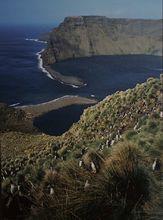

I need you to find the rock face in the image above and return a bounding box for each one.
[42,16,162,65]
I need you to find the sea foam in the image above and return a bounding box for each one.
[36,50,85,88]
[26,37,54,80]
[36,49,54,80]
[25,38,47,44]
[9,103,20,107]
[27,38,85,88]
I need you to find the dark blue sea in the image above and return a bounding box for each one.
[0,25,162,135]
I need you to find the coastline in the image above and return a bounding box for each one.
[37,49,54,80]
[44,65,86,88]
[25,38,47,44]
[16,39,95,119]
[37,49,86,87]
[38,50,86,88]
[29,37,86,88]
[18,95,97,117]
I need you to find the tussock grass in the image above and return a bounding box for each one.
[29,142,153,220]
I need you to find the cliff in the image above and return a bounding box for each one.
[42,16,162,65]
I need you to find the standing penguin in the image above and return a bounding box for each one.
[79,160,83,167]
[90,162,97,174]
[152,158,161,171]
[10,181,16,194]
[50,187,54,195]
[84,180,90,190]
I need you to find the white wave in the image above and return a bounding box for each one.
[91,94,95,97]
[60,81,87,89]
[59,81,83,88]
[53,80,80,88]
[72,84,80,88]
[9,103,20,107]
[71,83,87,88]
[36,49,54,80]
[36,50,87,88]
[25,38,47,44]
[36,48,87,88]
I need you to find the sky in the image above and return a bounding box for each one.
[0,0,162,25]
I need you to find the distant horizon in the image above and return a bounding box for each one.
[0,15,162,27]
[0,0,162,26]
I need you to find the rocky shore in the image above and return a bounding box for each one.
[37,49,85,87]
[44,65,86,88]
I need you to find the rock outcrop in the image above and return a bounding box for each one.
[42,16,162,65]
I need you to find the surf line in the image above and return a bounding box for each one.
[36,49,54,80]
[25,38,54,79]
[36,49,87,88]
[9,103,20,107]
[25,38,47,44]
[29,38,86,88]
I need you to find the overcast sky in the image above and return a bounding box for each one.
[0,0,162,25]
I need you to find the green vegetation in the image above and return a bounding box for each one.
[29,143,153,220]
[1,116,162,219]
[1,76,163,219]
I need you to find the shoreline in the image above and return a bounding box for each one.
[44,65,86,88]
[25,38,47,44]
[25,38,87,88]
[17,95,97,117]
[37,49,54,80]
[37,49,86,88]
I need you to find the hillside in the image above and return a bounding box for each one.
[0,103,36,133]
[1,75,163,219]
[42,16,162,65]
[58,76,162,155]
[1,76,162,173]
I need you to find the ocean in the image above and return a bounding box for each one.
[0,25,162,135]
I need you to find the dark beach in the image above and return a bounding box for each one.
[44,65,85,88]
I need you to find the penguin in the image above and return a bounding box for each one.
[90,162,97,174]
[50,187,54,195]
[152,158,161,171]
[84,180,90,190]
[10,182,15,194]
[110,140,115,146]
[79,160,83,167]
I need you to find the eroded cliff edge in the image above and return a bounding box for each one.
[42,16,162,65]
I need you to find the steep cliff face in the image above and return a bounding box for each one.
[42,16,162,64]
